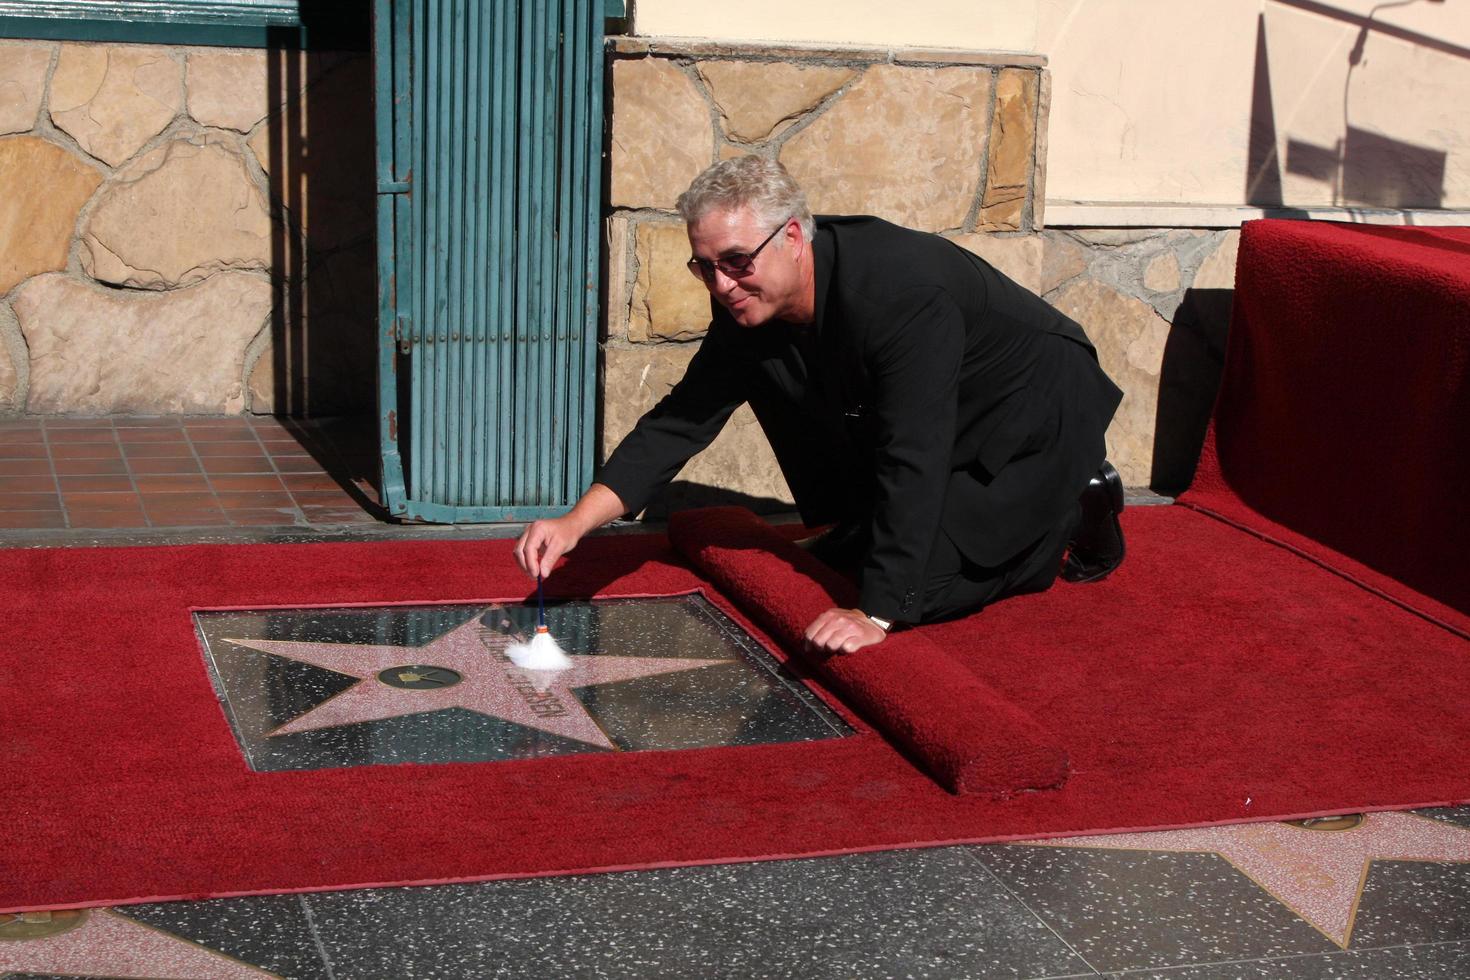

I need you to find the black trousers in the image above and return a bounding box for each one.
[748,384,1074,624]
[918,508,1074,622]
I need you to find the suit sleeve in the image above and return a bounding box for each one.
[859,287,963,622]
[596,319,748,517]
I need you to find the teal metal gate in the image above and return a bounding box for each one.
[373,0,604,522]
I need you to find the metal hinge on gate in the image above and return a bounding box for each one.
[377,179,411,194]
[394,314,412,354]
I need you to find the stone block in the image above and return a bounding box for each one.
[782,65,991,232]
[0,302,20,413]
[1144,251,1181,293]
[0,42,51,136]
[603,214,633,341]
[314,239,377,320]
[245,329,275,412]
[1193,229,1241,290]
[602,343,792,508]
[248,239,376,416]
[946,233,1042,295]
[246,311,375,417]
[629,222,711,342]
[247,56,375,252]
[81,133,273,289]
[0,350,14,413]
[610,36,1046,69]
[187,49,269,133]
[1051,279,1171,487]
[696,61,855,143]
[1032,70,1051,229]
[977,196,1024,232]
[982,68,1038,218]
[13,272,271,414]
[50,44,182,167]
[1069,228,1162,247]
[893,49,1048,68]
[610,58,714,209]
[0,136,103,294]
[193,49,346,135]
[1039,232,1089,294]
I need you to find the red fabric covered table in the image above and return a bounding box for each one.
[1179,220,1470,633]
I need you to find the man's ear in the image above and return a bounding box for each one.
[785,220,806,257]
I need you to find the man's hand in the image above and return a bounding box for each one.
[803,607,888,654]
[512,483,628,581]
[513,516,583,579]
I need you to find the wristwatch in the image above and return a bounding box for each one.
[865,613,893,633]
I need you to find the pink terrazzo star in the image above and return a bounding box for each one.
[225,616,731,749]
[1023,812,1470,947]
[0,909,273,978]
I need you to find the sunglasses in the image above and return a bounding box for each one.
[686,220,789,282]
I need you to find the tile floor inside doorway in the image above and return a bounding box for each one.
[3,416,1468,978]
[0,415,380,531]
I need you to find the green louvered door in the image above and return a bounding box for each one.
[373,0,603,522]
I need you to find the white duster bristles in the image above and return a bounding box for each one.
[506,626,573,671]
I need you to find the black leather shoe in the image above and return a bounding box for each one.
[1061,461,1125,583]
[795,520,868,570]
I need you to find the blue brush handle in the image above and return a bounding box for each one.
[537,574,546,629]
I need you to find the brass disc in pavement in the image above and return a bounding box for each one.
[376,665,463,690]
[1284,814,1365,832]
[0,909,89,941]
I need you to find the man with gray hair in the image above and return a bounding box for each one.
[516,156,1124,654]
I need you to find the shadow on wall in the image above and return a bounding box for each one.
[1151,287,1233,496]
[263,1,376,420]
[1247,3,1456,211]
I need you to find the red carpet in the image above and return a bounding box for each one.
[1178,220,1470,632]
[4,507,1469,913]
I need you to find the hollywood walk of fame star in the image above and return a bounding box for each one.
[0,909,274,978]
[1022,811,1470,947]
[224,615,732,749]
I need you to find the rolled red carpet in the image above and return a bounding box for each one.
[668,506,1069,797]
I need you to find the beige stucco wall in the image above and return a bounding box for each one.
[635,0,1470,214]
[1040,0,1470,211]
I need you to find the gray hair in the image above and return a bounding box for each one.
[676,155,816,242]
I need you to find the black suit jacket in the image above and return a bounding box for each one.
[599,216,1122,622]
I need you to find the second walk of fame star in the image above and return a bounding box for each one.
[1025,811,1470,947]
[225,615,732,750]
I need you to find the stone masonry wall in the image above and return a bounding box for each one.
[601,38,1241,502]
[1041,227,1238,493]
[0,39,374,418]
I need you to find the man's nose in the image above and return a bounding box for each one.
[709,267,739,294]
